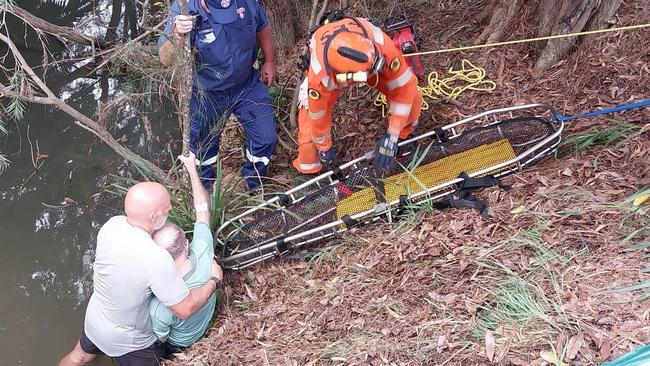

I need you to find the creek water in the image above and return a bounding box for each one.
[0,44,175,364]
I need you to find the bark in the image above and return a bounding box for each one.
[308,0,320,30]
[476,0,624,73]
[583,0,624,42]
[264,0,299,51]
[177,0,193,155]
[105,0,123,43]
[125,0,140,40]
[315,0,329,29]
[475,0,521,45]
[537,1,561,38]
[288,0,326,129]
[534,0,623,72]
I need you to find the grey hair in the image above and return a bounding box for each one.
[152,223,186,260]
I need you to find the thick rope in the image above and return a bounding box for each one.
[373,59,496,117]
[556,99,650,122]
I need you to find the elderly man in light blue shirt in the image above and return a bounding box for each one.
[149,151,221,355]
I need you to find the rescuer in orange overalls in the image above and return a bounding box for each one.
[293,16,422,174]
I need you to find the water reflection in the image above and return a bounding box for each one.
[1,1,175,364]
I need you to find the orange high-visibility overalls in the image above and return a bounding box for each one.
[292,17,422,174]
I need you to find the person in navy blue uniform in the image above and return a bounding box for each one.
[159,0,277,190]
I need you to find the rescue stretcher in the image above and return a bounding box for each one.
[217,103,564,270]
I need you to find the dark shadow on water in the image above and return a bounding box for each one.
[1,2,176,363]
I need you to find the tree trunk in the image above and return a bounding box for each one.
[105,0,123,43]
[124,0,139,40]
[476,0,624,72]
[475,0,521,45]
[263,0,300,52]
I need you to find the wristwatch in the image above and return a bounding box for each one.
[210,276,222,289]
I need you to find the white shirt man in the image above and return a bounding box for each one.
[59,182,221,366]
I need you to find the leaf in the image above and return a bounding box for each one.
[565,333,584,360]
[633,193,650,206]
[245,284,258,301]
[510,205,525,214]
[624,241,650,252]
[0,154,10,175]
[485,330,496,362]
[540,349,565,366]
[606,281,650,293]
[62,197,77,205]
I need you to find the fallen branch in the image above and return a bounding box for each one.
[8,3,97,47]
[177,0,193,154]
[0,32,168,182]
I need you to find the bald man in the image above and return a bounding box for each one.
[60,182,221,366]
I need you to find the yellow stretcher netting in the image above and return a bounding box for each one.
[336,139,517,219]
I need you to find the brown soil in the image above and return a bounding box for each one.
[170,0,650,364]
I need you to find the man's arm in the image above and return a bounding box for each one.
[159,14,194,67]
[168,280,217,320]
[256,26,275,86]
[151,246,220,320]
[178,152,210,224]
[159,38,181,67]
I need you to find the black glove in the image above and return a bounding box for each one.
[374,134,399,173]
[318,147,336,170]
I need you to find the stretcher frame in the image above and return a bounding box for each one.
[217,103,564,270]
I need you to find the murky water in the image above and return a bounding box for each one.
[0,103,115,365]
[1,46,175,366]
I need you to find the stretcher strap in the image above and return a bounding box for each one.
[276,237,289,254]
[432,172,509,219]
[277,194,292,207]
[457,172,511,191]
[342,214,360,228]
[399,195,410,209]
[434,127,448,142]
[433,191,489,219]
[332,167,346,181]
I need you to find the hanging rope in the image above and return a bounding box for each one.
[407,22,650,56]
[372,22,650,118]
[373,59,496,117]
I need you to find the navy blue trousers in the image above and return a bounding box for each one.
[189,71,277,189]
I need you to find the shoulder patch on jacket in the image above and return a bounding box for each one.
[308,89,321,100]
[390,58,401,72]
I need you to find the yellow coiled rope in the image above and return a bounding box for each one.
[373,59,497,117]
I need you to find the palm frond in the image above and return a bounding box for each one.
[0,153,10,175]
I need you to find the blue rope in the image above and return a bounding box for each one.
[555,99,650,122]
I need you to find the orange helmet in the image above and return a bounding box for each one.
[325,31,379,74]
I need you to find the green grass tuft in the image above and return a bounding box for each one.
[473,277,554,337]
[106,154,250,252]
[558,119,642,163]
[603,186,650,301]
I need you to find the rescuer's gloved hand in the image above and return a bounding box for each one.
[318,147,336,170]
[375,134,399,173]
